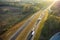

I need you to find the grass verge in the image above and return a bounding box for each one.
[0,13,34,40]
[33,10,48,40]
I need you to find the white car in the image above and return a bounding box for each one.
[32,31,35,35]
[38,18,41,20]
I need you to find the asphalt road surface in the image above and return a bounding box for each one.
[9,1,56,40]
[9,11,40,40]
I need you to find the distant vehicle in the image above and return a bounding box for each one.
[32,27,34,31]
[32,31,35,35]
[38,18,41,20]
[36,18,41,25]
[38,18,41,22]
[27,31,34,40]
[50,32,60,40]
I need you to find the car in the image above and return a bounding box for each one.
[32,27,34,31]
[38,18,41,20]
[38,18,41,21]
[32,31,35,35]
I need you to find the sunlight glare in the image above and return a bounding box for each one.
[55,0,58,1]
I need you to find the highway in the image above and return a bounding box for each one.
[15,11,41,40]
[31,1,56,40]
[26,18,41,40]
[25,1,56,40]
[1,1,56,40]
[26,8,48,40]
[9,1,56,40]
[9,10,41,40]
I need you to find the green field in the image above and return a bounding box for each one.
[0,2,40,35]
[39,1,60,40]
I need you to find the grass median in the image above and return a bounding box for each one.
[33,10,48,40]
[0,13,34,40]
